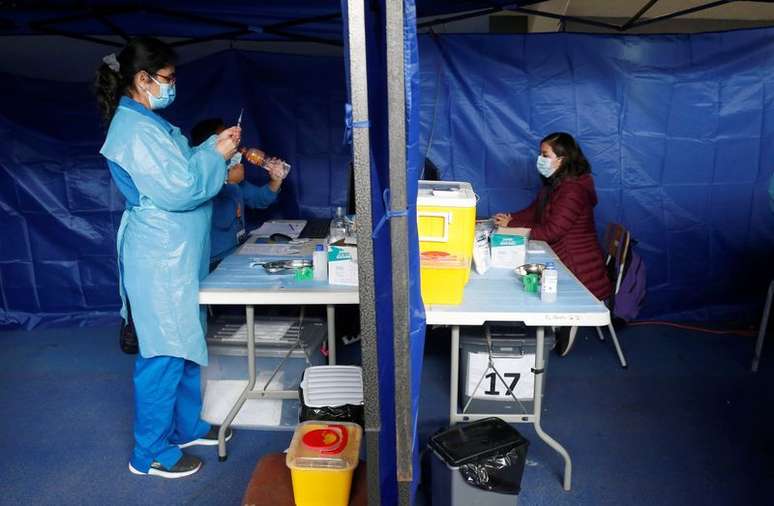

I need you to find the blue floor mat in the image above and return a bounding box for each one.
[0,324,771,505]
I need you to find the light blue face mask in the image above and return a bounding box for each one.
[537,155,558,178]
[146,75,176,110]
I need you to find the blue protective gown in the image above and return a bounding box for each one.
[101,97,226,471]
[210,181,278,263]
[101,97,226,366]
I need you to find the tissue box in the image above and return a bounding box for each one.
[490,227,530,269]
[328,241,358,286]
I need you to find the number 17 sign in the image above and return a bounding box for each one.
[465,352,536,401]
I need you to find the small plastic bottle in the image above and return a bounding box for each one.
[313,244,328,281]
[240,147,267,166]
[329,207,347,243]
[541,262,558,303]
[240,147,291,178]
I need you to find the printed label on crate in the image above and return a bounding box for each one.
[465,352,535,401]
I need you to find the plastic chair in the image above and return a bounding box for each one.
[751,279,774,372]
[570,223,629,368]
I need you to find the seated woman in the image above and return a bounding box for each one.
[493,132,611,356]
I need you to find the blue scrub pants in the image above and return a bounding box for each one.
[130,355,211,472]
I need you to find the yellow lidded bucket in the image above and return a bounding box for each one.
[417,181,477,283]
[286,421,362,506]
[420,251,469,305]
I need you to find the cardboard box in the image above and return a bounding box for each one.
[328,242,358,286]
[490,227,530,269]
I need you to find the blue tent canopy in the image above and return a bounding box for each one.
[2,2,774,505]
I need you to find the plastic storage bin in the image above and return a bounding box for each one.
[420,251,468,305]
[299,365,364,426]
[417,180,477,282]
[429,417,528,505]
[459,325,555,417]
[202,316,327,429]
[286,421,363,506]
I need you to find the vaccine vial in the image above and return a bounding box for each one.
[541,263,558,303]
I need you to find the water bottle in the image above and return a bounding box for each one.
[313,244,328,281]
[541,262,558,303]
[330,206,347,243]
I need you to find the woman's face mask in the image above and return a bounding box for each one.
[536,155,558,178]
[537,142,561,178]
[145,74,176,110]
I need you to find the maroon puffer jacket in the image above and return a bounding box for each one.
[508,174,612,301]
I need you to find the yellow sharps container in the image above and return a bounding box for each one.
[286,421,362,506]
[417,180,477,283]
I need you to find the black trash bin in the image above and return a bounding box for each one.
[428,417,529,506]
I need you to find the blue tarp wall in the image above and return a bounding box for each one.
[419,28,774,321]
[2,30,774,328]
[0,50,349,329]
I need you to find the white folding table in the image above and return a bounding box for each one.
[199,253,359,460]
[424,241,610,491]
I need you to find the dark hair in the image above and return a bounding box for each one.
[95,37,177,125]
[537,132,592,219]
[540,132,591,181]
[191,118,225,147]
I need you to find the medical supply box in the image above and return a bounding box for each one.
[286,421,363,506]
[328,241,358,286]
[490,227,530,269]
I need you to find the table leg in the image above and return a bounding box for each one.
[449,325,460,424]
[326,304,337,365]
[218,304,256,462]
[533,325,572,490]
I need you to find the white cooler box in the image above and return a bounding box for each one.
[202,316,326,430]
[459,324,555,417]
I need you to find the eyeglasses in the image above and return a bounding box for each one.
[152,72,176,84]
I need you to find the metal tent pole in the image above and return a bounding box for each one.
[346,1,381,504]
[385,0,413,504]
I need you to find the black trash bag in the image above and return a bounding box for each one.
[458,444,526,494]
[429,417,529,495]
[299,401,365,428]
[298,385,365,427]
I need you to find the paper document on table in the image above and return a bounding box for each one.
[237,243,303,256]
[466,352,535,401]
[251,220,306,239]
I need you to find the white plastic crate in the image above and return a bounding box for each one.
[202,316,327,429]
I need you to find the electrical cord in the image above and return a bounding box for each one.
[626,320,756,337]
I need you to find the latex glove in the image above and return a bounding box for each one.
[264,157,287,181]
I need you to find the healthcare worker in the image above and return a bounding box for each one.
[493,132,611,356]
[96,37,238,478]
[190,118,287,268]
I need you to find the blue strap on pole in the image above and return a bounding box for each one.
[372,188,408,239]
[344,103,370,145]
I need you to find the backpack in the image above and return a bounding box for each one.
[611,245,647,322]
